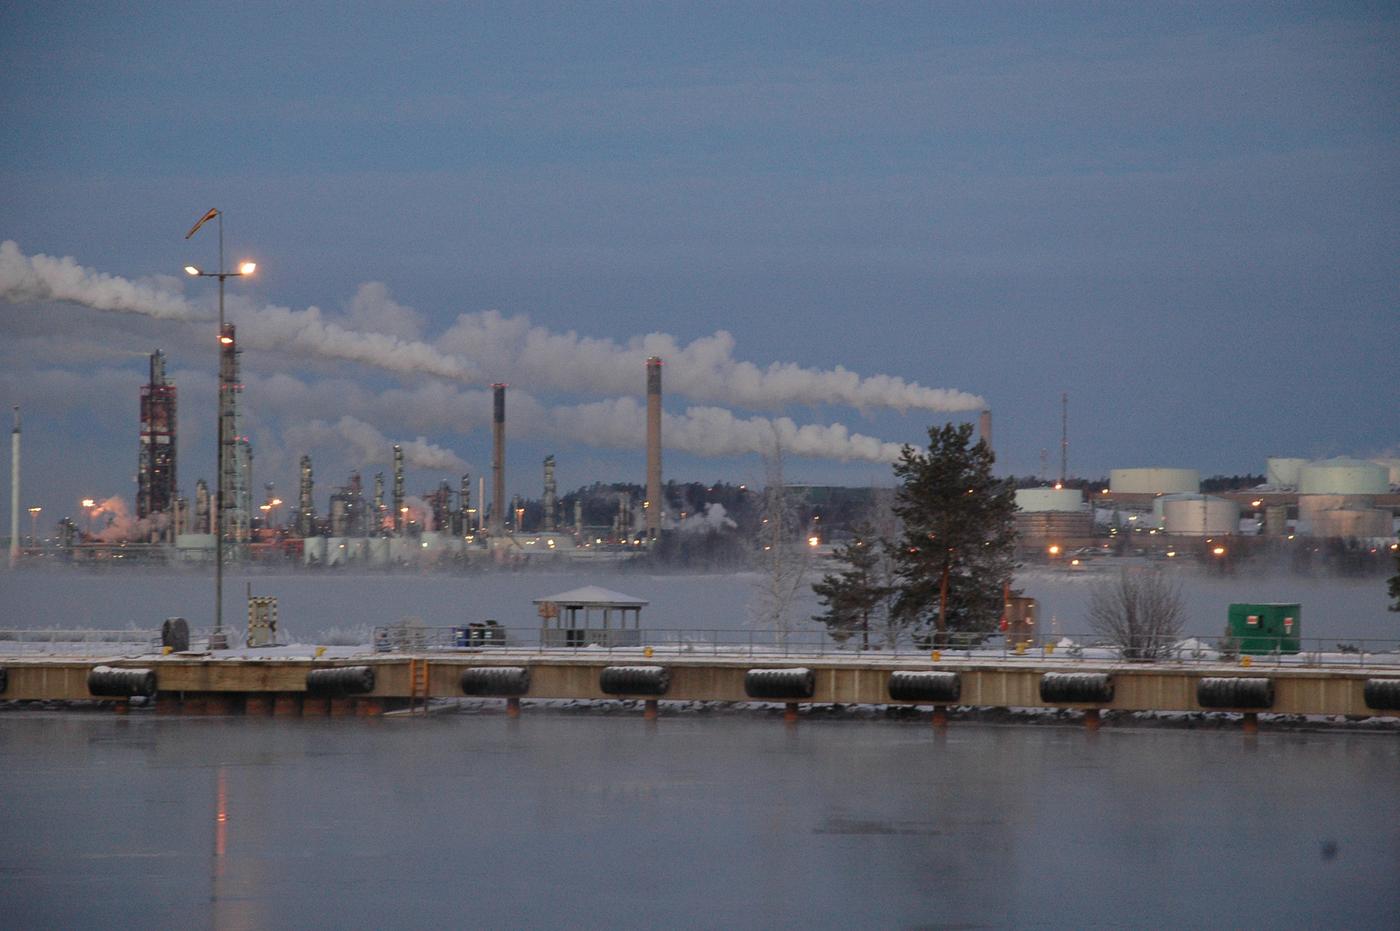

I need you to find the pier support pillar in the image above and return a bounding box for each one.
[783,702,799,723]
[273,694,302,716]
[302,697,330,717]
[203,693,237,715]
[506,697,521,718]
[931,706,948,727]
[183,694,207,715]
[245,694,273,716]
[356,698,385,716]
[1242,712,1259,734]
[643,699,658,720]
[328,698,355,717]
[156,694,182,715]
[111,699,130,715]
[1083,709,1101,731]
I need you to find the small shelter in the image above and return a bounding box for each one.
[534,585,649,648]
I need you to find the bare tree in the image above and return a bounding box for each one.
[1088,569,1185,659]
[749,439,811,646]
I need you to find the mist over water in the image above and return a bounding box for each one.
[1,564,1395,643]
[0,714,1395,928]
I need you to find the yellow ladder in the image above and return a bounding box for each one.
[409,658,429,714]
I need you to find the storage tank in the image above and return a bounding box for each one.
[1297,458,1388,496]
[1265,457,1309,489]
[1372,458,1400,489]
[1161,495,1240,536]
[1015,487,1086,512]
[1109,468,1200,495]
[1306,509,1392,539]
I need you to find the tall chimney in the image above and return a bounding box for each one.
[542,455,557,532]
[491,384,506,535]
[392,444,405,534]
[978,409,992,456]
[645,357,662,541]
[9,406,19,568]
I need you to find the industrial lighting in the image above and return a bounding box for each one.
[185,265,201,276]
[81,498,95,508]
[238,261,256,275]
[1212,546,1226,556]
[808,536,820,547]
[1047,544,1061,556]
[219,334,234,345]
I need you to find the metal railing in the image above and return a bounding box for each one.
[365,625,1400,669]
[0,629,162,657]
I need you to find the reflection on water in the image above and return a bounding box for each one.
[1,713,1397,928]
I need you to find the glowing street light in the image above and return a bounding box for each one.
[184,207,257,649]
[27,506,41,546]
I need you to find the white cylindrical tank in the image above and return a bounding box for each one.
[1109,468,1200,495]
[1265,457,1309,488]
[1372,458,1400,488]
[1161,495,1240,536]
[1015,487,1086,512]
[1297,458,1388,496]
[1307,509,1392,539]
[366,536,390,566]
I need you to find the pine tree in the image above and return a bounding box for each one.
[812,524,892,650]
[891,422,1018,645]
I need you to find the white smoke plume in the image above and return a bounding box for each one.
[436,309,985,412]
[0,242,472,382]
[285,415,468,472]
[546,397,906,462]
[227,299,473,382]
[675,502,737,534]
[0,240,195,320]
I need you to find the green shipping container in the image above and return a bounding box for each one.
[1227,603,1301,655]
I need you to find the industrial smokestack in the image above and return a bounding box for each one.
[9,406,19,569]
[296,455,314,536]
[978,409,992,456]
[645,357,662,541]
[195,479,210,534]
[373,472,385,532]
[542,455,557,532]
[491,384,506,535]
[392,444,405,534]
[459,473,470,537]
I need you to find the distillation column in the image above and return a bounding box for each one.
[491,384,506,536]
[645,357,663,542]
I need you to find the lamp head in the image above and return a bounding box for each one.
[184,265,201,276]
[238,261,256,276]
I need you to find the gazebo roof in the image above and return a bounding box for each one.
[533,585,649,608]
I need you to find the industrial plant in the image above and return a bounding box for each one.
[5,342,1398,572]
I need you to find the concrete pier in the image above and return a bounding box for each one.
[1,652,1396,722]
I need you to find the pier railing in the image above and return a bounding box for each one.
[0,629,161,657]
[367,625,1400,669]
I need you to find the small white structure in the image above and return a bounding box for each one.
[1109,468,1200,495]
[534,585,649,648]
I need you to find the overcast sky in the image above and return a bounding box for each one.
[2,2,1397,525]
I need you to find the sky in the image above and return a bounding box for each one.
[2,2,1397,528]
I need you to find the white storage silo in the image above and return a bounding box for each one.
[1307,508,1392,539]
[1161,495,1241,536]
[1109,468,1200,495]
[1015,487,1087,512]
[1265,457,1309,489]
[302,535,327,566]
[1372,458,1400,489]
[1297,458,1388,496]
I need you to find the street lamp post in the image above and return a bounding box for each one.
[185,208,256,649]
[27,506,41,547]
